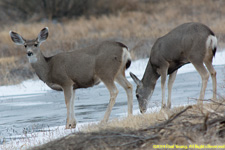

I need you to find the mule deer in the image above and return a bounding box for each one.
[130,22,217,113]
[9,27,133,128]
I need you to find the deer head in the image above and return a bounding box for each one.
[130,72,153,113]
[9,27,49,63]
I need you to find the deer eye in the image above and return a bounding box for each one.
[24,45,27,48]
[34,44,38,47]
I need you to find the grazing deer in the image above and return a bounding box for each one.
[130,22,217,113]
[9,27,133,128]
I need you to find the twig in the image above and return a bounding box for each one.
[208,98,225,106]
[202,112,209,133]
[164,106,192,125]
[203,106,224,117]
[207,117,225,127]
[89,133,143,140]
[110,135,160,148]
[143,106,192,131]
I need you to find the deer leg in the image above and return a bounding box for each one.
[204,60,217,100]
[63,86,76,129]
[116,74,133,116]
[102,82,118,123]
[192,63,209,104]
[70,90,76,127]
[159,66,168,109]
[167,70,177,109]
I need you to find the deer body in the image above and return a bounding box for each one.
[10,28,133,128]
[130,22,217,113]
[32,42,124,89]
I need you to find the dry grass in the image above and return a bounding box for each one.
[31,99,225,150]
[1,0,225,85]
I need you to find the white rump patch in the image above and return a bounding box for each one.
[206,35,217,50]
[122,47,131,63]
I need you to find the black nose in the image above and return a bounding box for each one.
[27,51,33,56]
[140,110,143,114]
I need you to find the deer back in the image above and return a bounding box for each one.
[150,22,215,74]
[47,41,125,88]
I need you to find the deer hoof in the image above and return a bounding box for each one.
[66,120,76,129]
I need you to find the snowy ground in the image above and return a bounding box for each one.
[0,50,225,149]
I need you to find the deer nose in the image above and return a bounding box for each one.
[27,51,33,56]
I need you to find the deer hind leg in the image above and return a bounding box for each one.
[63,85,76,129]
[116,73,133,116]
[167,70,178,109]
[192,62,209,104]
[204,59,217,100]
[102,81,118,123]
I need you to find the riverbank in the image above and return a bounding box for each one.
[32,101,225,150]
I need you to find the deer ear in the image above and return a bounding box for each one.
[38,27,48,43]
[9,31,25,45]
[130,72,142,86]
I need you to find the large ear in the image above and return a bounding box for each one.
[37,27,49,43]
[130,72,142,86]
[9,31,25,45]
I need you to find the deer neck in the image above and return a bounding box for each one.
[30,51,49,83]
[142,60,160,91]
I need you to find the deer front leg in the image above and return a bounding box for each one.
[63,86,76,129]
[159,66,168,109]
[167,70,177,109]
[161,76,167,108]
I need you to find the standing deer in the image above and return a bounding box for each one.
[130,22,217,113]
[9,27,133,128]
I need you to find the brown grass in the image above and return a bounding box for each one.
[1,0,225,85]
[31,99,225,150]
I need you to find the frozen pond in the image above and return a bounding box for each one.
[0,51,225,148]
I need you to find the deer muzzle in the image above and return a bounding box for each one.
[27,51,33,56]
